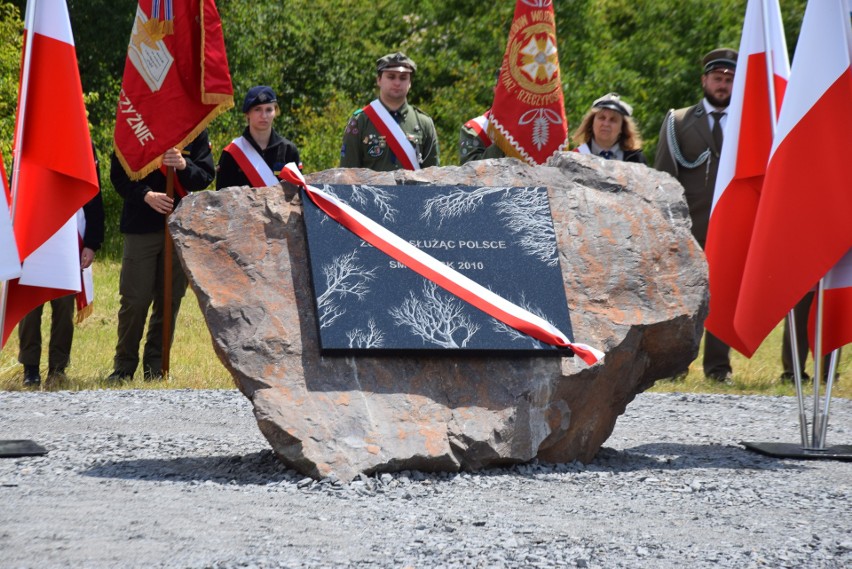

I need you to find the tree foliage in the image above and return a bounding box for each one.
[1,0,808,258]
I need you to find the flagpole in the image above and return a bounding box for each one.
[760,0,809,448]
[162,167,174,379]
[0,0,37,348]
[811,278,825,448]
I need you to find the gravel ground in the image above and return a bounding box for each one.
[1,389,851,569]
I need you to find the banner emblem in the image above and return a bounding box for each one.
[129,6,174,92]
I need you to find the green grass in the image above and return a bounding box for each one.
[1,259,849,398]
[0,260,234,391]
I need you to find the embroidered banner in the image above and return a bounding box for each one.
[487,0,568,165]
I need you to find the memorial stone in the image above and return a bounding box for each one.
[169,153,708,482]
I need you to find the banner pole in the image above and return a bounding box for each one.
[785,311,810,447]
[162,166,174,379]
[811,278,825,449]
[818,349,840,448]
[761,0,811,447]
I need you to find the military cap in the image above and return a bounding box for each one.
[702,48,738,74]
[377,52,416,74]
[242,85,277,113]
[592,92,633,117]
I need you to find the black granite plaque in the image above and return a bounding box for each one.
[302,184,575,354]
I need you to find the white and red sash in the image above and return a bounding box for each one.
[362,99,420,170]
[464,110,493,147]
[279,163,604,365]
[574,143,591,155]
[223,136,280,187]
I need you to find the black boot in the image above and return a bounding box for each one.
[23,365,41,386]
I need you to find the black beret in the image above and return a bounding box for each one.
[242,85,277,113]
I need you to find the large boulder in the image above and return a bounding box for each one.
[169,153,707,481]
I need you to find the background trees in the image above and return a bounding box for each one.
[1,0,807,258]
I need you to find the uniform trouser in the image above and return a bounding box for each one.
[17,294,76,371]
[703,330,732,377]
[113,232,187,376]
[782,292,840,380]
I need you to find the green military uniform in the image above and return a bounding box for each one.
[459,122,505,165]
[340,101,439,171]
[339,51,439,171]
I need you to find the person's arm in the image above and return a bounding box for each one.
[176,130,215,192]
[420,116,439,168]
[653,111,677,176]
[459,124,487,165]
[339,114,363,168]
[110,151,151,208]
[215,149,244,190]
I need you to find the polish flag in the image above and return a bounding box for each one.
[0,152,21,281]
[808,248,852,357]
[704,0,789,356]
[734,0,852,354]
[1,0,98,347]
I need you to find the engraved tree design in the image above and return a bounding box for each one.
[318,184,398,223]
[389,281,480,348]
[346,319,385,348]
[495,187,558,266]
[422,186,557,266]
[491,292,553,348]
[316,250,377,329]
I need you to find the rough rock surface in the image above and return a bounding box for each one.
[169,154,707,481]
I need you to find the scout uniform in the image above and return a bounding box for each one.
[339,52,439,171]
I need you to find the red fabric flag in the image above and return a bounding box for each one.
[734,0,852,354]
[2,0,98,347]
[808,248,852,357]
[486,0,568,165]
[704,0,789,356]
[114,0,233,179]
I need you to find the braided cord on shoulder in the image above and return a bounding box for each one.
[666,110,710,169]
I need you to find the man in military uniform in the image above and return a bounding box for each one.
[340,52,439,171]
[654,47,737,382]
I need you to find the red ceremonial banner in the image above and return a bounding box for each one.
[487,0,568,165]
[114,0,233,180]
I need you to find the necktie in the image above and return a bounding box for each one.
[711,111,724,150]
[599,150,614,159]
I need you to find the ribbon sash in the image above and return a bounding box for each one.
[224,136,279,187]
[464,111,493,147]
[280,163,604,365]
[362,99,420,170]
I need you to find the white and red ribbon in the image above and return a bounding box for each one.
[362,99,420,171]
[223,136,279,188]
[280,163,604,365]
[464,110,493,147]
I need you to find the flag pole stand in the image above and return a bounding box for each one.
[743,280,852,461]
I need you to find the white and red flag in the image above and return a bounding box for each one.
[734,0,852,354]
[487,0,568,165]
[0,152,21,282]
[1,0,99,347]
[808,248,852,357]
[114,0,233,179]
[704,0,789,356]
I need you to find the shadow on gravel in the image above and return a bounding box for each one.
[591,444,807,473]
[82,450,304,485]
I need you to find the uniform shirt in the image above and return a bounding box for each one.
[110,130,215,235]
[339,101,439,171]
[215,127,301,190]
